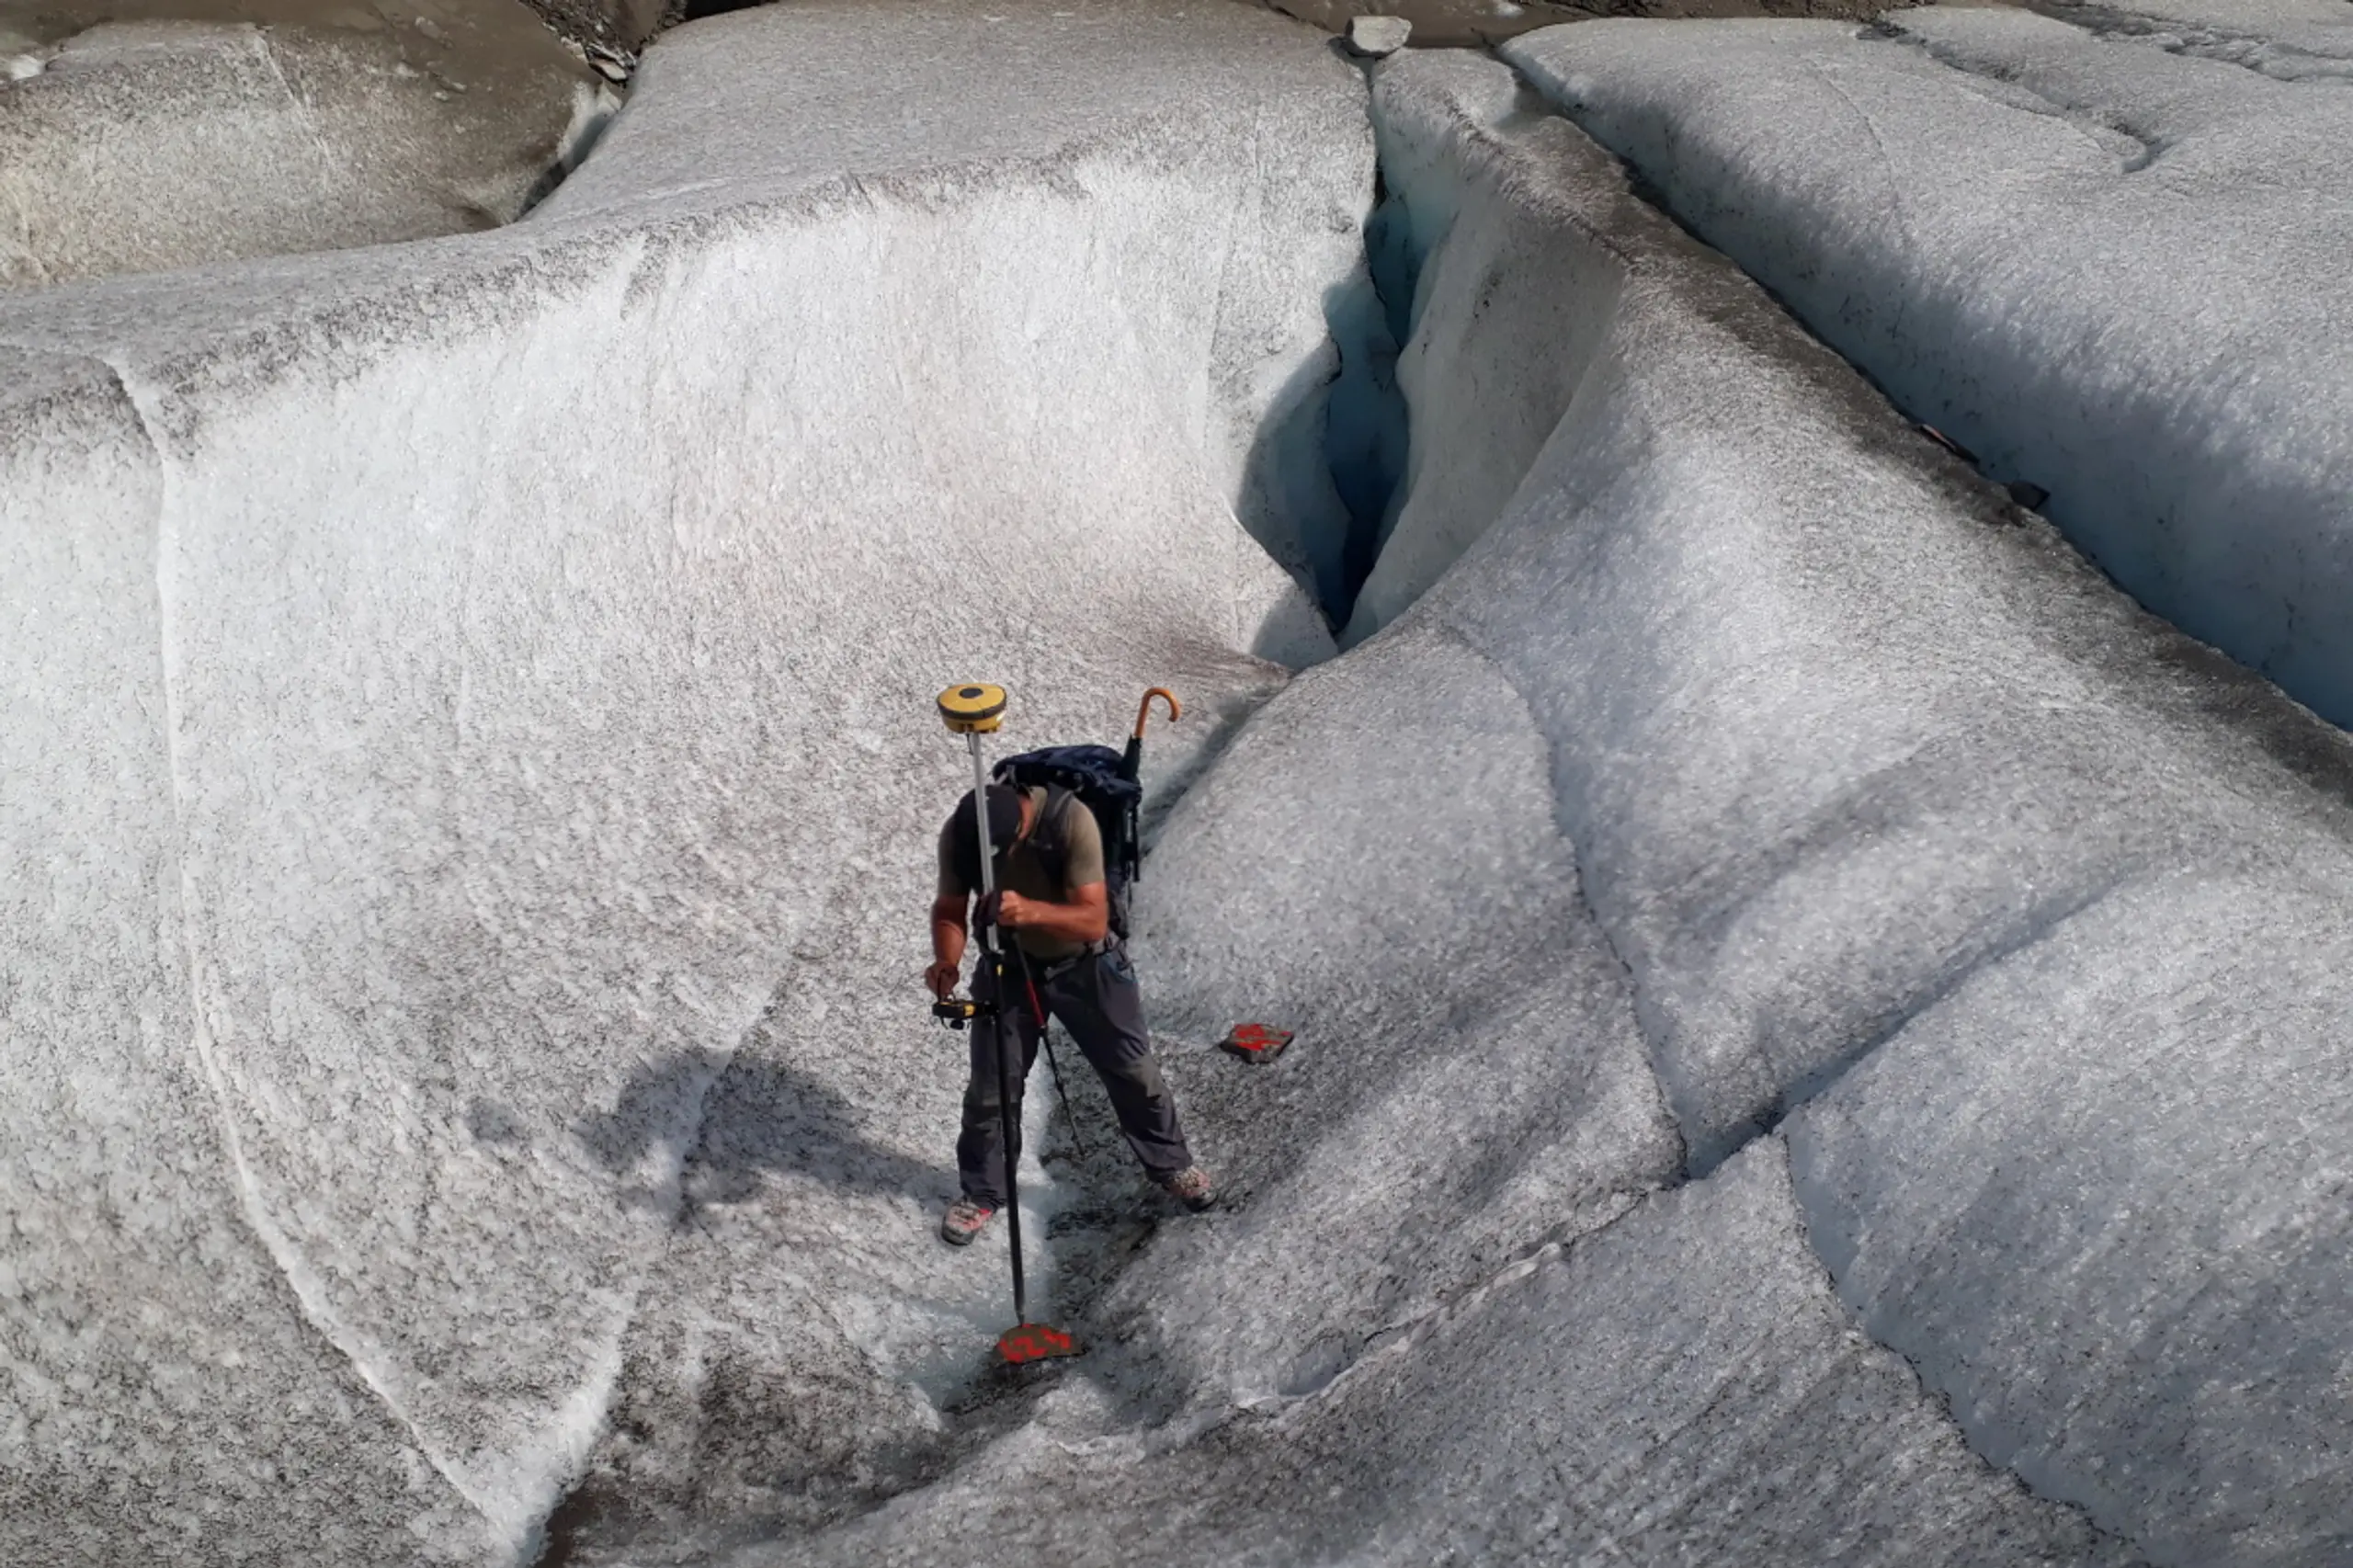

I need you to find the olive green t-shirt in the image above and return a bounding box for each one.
[936,786,1107,960]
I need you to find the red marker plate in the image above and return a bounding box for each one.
[1219,1024,1294,1064]
[997,1322,1083,1364]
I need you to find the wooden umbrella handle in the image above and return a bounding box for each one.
[1132,687,1180,740]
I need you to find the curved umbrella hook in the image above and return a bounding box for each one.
[1132,687,1181,740]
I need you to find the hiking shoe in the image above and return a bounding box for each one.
[940,1197,997,1246]
[1158,1166,1216,1212]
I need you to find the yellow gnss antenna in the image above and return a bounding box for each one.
[937,682,1006,734]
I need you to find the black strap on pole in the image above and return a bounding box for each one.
[1013,944,1086,1158]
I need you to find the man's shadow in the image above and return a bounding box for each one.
[566,1049,954,1227]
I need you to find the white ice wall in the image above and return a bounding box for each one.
[5,355,497,1561]
[0,6,1366,1561]
[535,4,1367,598]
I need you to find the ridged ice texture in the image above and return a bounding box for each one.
[768,1144,2131,1568]
[1379,48,2353,1568]
[745,51,2353,1567]
[1503,4,2353,726]
[0,5,1363,1562]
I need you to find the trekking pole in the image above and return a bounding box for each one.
[935,683,1081,1365]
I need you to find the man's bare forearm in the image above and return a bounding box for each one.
[931,897,968,970]
[1002,885,1109,947]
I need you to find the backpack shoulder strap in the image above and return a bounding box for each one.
[1025,785,1075,886]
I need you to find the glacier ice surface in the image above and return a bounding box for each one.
[1505,4,2353,726]
[747,42,2353,1567]
[7,5,2353,1565]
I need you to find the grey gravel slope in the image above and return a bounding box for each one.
[0,12,614,289]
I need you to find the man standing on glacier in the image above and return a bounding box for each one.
[924,781,1214,1245]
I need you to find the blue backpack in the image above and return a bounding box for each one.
[987,744,1145,941]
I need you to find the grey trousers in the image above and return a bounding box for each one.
[957,938,1193,1207]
